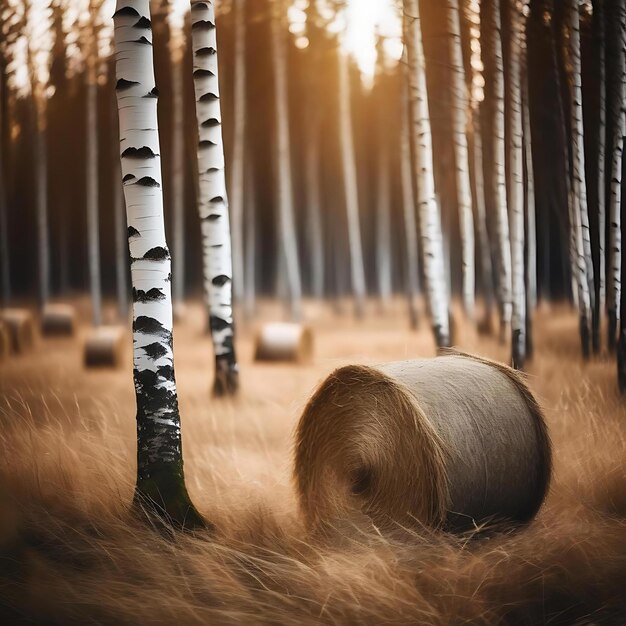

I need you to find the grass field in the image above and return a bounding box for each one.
[1,299,625,624]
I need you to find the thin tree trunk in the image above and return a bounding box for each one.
[337,50,366,318]
[568,0,594,357]
[404,0,450,347]
[608,2,626,352]
[0,75,9,306]
[401,76,420,329]
[113,0,202,526]
[86,75,102,327]
[508,1,526,369]
[446,0,475,319]
[243,153,256,319]
[304,112,324,300]
[270,0,302,319]
[171,59,185,305]
[619,135,626,389]
[230,0,245,304]
[376,134,392,307]
[485,0,512,339]
[190,0,239,395]
[34,110,50,308]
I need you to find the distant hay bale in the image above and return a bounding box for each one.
[41,303,76,337]
[84,326,126,368]
[294,352,551,533]
[0,309,35,354]
[254,323,313,363]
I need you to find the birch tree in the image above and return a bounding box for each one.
[508,0,527,369]
[270,0,302,319]
[190,0,239,395]
[484,0,512,340]
[567,0,594,357]
[404,0,450,347]
[446,0,475,320]
[608,0,626,352]
[113,0,202,526]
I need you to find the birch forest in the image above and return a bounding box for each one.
[0,1,625,624]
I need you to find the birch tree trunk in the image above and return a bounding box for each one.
[270,0,302,319]
[229,0,245,304]
[113,0,202,526]
[244,153,256,318]
[376,127,392,308]
[446,0,475,320]
[401,76,420,329]
[190,0,239,395]
[337,49,366,318]
[86,61,102,327]
[404,0,450,347]
[592,0,606,353]
[485,0,512,340]
[170,58,185,305]
[608,1,626,353]
[568,0,594,357]
[508,1,526,369]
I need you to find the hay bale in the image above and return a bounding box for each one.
[84,326,126,368]
[41,303,76,337]
[0,309,36,353]
[254,323,313,363]
[294,352,551,533]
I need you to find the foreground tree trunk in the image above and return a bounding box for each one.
[113,0,203,527]
[446,0,475,320]
[484,0,512,340]
[404,0,450,347]
[337,50,367,318]
[270,0,302,319]
[508,1,526,369]
[190,0,239,395]
[568,0,594,357]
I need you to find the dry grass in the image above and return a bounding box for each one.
[0,299,624,625]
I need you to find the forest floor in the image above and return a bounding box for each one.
[0,297,625,624]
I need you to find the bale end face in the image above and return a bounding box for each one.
[254,323,313,363]
[41,304,76,337]
[0,309,36,354]
[84,326,126,368]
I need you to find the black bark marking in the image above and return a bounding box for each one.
[142,342,168,360]
[123,174,135,182]
[122,146,156,159]
[116,78,139,91]
[191,22,216,32]
[195,46,217,56]
[142,246,170,261]
[212,274,230,287]
[133,16,151,28]
[201,118,220,127]
[133,287,166,303]
[210,244,223,248]
[113,6,140,17]
[210,196,224,204]
[199,140,217,148]
[210,315,230,332]
[128,226,141,238]
[199,92,218,102]
[193,68,215,78]
[203,214,220,221]
[132,36,152,45]
[157,365,174,380]
[144,86,159,98]
[136,177,160,187]
[134,316,170,337]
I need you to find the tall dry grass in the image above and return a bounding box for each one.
[0,300,624,624]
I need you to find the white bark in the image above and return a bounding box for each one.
[446,0,475,319]
[608,4,626,341]
[486,0,512,333]
[170,59,185,305]
[523,74,536,312]
[337,50,366,317]
[230,0,245,304]
[404,0,450,347]
[508,1,526,368]
[376,137,392,305]
[113,0,184,476]
[568,0,593,350]
[270,0,302,319]
[244,154,256,318]
[190,0,238,390]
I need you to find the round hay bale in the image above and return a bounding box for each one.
[294,352,551,533]
[0,309,36,353]
[84,326,126,368]
[41,303,76,337]
[254,323,313,363]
